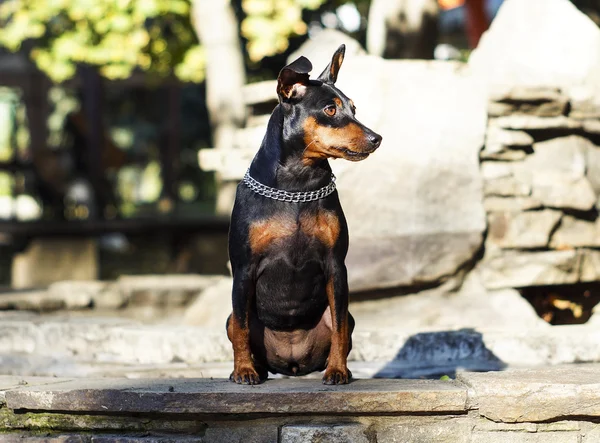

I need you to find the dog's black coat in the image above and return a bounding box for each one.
[226,45,382,385]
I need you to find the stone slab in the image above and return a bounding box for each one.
[458,365,600,422]
[281,424,370,443]
[3,377,468,415]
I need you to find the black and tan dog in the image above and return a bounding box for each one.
[226,45,382,385]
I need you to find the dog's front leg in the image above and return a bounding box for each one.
[323,259,352,385]
[227,266,262,385]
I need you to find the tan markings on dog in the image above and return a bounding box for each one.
[331,52,344,79]
[249,215,297,254]
[227,313,258,376]
[324,277,350,382]
[302,116,369,165]
[300,210,340,248]
[333,97,342,107]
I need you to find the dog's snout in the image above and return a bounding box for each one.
[367,131,382,149]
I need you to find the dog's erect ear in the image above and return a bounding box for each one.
[277,56,312,101]
[317,44,345,84]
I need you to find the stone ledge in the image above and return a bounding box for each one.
[1,377,467,415]
[2,367,600,442]
[458,365,600,423]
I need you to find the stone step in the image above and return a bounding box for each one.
[1,366,600,442]
[2,315,600,378]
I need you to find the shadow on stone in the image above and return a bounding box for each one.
[373,329,506,379]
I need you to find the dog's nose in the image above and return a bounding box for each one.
[369,133,382,149]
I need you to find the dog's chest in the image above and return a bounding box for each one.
[249,210,339,254]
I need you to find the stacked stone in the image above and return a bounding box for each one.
[479,87,600,289]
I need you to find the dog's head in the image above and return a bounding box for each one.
[276,45,382,165]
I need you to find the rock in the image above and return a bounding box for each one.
[582,119,600,135]
[481,161,513,180]
[489,87,569,117]
[334,60,486,292]
[287,29,366,71]
[458,366,600,422]
[513,136,597,211]
[484,176,531,197]
[480,149,527,161]
[470,0,600,117]
[350,271,546,332]
[490,86,566,104]
[479,249,600,289]
[183,277,232,328]
[281,424,370,443]
[11,238,98,289]
[48,281,126,310]
[117,275,222,307]
[483,196,542,212]
[0,290,69,312]
[550,215,600,249]
[491,115,583,131]
[488,210,562,249]
[485,127,534,151]
[583,138,600,207]
[3,377,468,415]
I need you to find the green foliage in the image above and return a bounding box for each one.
[241,0,327,62]
[0,0,204,83]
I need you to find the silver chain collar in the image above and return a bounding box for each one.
[242,169,336,202]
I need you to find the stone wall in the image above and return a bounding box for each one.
[478,88,600,290]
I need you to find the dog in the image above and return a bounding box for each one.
[226,44,382,385]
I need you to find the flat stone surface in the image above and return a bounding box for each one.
[458,365,600,422]
[3,377,468,415]
[488,210,562,249]
[281,424,370,443]
[491,115,583,131]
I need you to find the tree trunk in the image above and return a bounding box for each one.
[191,0,246,214]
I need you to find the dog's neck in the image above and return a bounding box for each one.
[249,105,332,193]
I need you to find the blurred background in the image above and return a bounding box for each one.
[0,0,514,284]
[2,0,600,379]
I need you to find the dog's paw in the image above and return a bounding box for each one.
[322,367,352,385]
[229,366,264,385]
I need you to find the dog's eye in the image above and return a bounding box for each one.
[324,105,336,117]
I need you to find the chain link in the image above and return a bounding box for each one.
[242,169,336,202]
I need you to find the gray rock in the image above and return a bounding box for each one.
[458,366,600,423]
[351,271,546,332]
[479,249,600,289]
[48,281,126,310]
[485,127,534,151]
[490,86,566,104]
[3,377,468,415]
[583,138,600,205]
[550,215,600,249]
[11,239,98,289]
[183,277,232,328]
[470,0,600,116]
[481,161,513,180]
[491,115,582,131]
[117,275,221,307]
[488,87,569,117]
[484,176,531,197]
[287,29,366,70]
[513,136,597,211]
[487,210,562,249]
[480,149,527,161]
[0,290,70,312]
[334,60,486,291]
[483,196,542,212]
[281,424,370,443]
[376,418,471,443]
[582,119,600,135]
